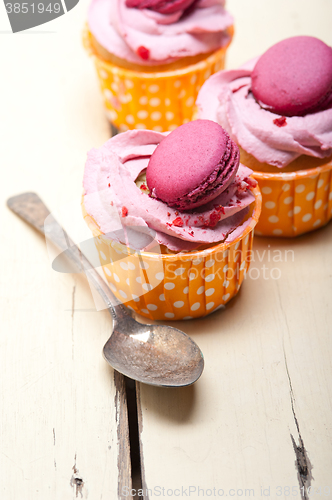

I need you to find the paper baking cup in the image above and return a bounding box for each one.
[82,186,261,321]
[252,161,332,237]
[83,26,233,132]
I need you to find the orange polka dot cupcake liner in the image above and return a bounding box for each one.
[253,161,332,237]
[82,187,261,321]
[83,26,232,132]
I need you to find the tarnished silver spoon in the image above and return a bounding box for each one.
[7,192,204,387]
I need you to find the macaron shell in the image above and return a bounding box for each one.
[172,137,240,210]
[251,36,332,116]
[125,0,196,14]
[146,120,240,209]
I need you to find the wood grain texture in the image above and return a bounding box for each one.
[1,0,332,498]
[0,0,131,497]
[114,371,132,499]
[137,224,332,498]
[136,1,332,497]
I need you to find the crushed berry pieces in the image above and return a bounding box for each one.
[175,211,179,216]
[245,176,258,188]
[122,206,128,217]
[137,46,150,60]
[273,116,287,127]
[140,183,147,190]
[189,230,194,237]
[207,211,221,227]
[108,183,111,187]
[237,180,248,194]
[172,217,184,227]
[167,212,171,217]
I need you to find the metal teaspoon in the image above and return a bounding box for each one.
[7,192,204,387]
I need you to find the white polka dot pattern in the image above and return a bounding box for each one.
[82,186,261,321]
[253,162,332,237]
[83,26,229,132]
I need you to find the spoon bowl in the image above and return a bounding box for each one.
[7,192,204,387]
[104,317,204,386]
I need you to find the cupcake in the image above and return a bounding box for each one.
[82,120,261,321]
[83,0,234,132]
[196,36,332,237]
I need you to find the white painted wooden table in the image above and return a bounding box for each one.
[1,1,331,499]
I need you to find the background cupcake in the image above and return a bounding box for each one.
[196,36,332,237]
[83,0,234,132]
[82,120,261,320]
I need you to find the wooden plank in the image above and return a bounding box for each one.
[136,1,332,496]
[0,1,132,497]
[1,204,132,498]
[137,224,332,498]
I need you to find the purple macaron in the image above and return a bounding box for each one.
[251,36,332,116]
[125,0,196,14]
[146,120,240,211]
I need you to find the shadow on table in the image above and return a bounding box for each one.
[137,381,197,424]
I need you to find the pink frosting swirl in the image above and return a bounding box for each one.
[83,130,256,252]
[196,58,332,168]
[88,0,233,65]
[125,0,197,15]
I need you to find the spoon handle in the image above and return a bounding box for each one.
[7,192,129,322]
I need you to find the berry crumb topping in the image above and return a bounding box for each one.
[273,116,287,127]
[172,217,184,227]
[245,176,258,188]
[137,46,150,60]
